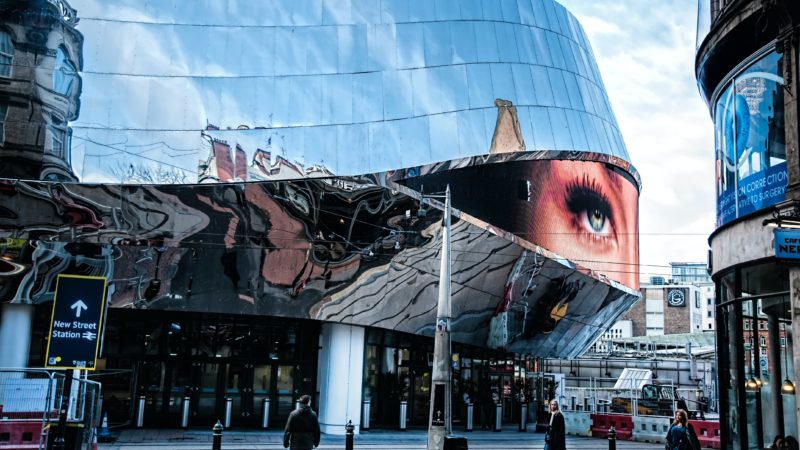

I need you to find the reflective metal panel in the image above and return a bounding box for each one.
[0,157,638,358]
[0,0,633,184]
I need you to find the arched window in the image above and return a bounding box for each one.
[0,31,12,77]
[53,47,77,95]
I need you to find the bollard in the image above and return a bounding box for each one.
[136,395,146,428]
[212,420,223,450]
[362,400,371,431]
[465,402,473,432]
[345,420,354,450]
[224,397,233,429]
[518,403,527,432]
[181,396,191,428]
[608,426,617,450]
[261,398,270,429]
[494,403,502,432]
[399,400,407,431]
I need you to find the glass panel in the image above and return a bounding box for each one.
[460,0,483,20]
[323,0,353,25]
[399,117,431,168]
[490,63,517,103]
[511,64,536,107]
[499,0,521,22]
[563,71,583,111]
[474,22,500,64]
[466,64,494,109]
[530,107,555,151]
[383,70,413,120]
[338,25,369,73]
[450,22,478,64]
[276,365,296,417]
[396,23,425,69]
[517,0,535,26]
[381,0,408,23]
[457,108,490,157]
[352,72,383,122]
[531,28,553,68]
[368,24,397,71]
[566,109,588,151]
[530,0,551,30]
[435,0,461,21]
[495,23,520,63]
[429,113,459,155]
[515,26,538,66]
[0,31,12,77]
[547,68,570,109]
[530,65,554,107]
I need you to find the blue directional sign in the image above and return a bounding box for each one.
[774,229,800,260]
[45,275,108,370]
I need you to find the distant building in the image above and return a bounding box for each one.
[670,262,715,331]
[626,283,705,336]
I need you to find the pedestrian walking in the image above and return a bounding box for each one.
[544,399,565,450]
[283,395,320,450]
[665,409,700,450]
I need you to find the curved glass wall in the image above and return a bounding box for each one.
[716,264,796,449]
[713,50,785,227]
[1,0,631,184]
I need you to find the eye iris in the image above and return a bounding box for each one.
[588,209,605,231]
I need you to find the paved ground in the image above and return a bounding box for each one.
[100,428,664,450]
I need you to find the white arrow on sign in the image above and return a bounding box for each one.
[70,300,88,318]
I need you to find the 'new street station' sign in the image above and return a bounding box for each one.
[45,274,108,370]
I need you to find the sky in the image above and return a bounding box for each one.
[558,0,716,281]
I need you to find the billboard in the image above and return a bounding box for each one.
[403,157,640,290]
[715,50,786,226]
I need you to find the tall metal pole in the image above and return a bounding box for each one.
[427,186,452,450]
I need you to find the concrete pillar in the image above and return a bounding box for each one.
[0,303,34,368]
[790,267,800,438]
[767,313,784,438]
[316,323,365,435]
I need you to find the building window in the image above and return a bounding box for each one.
[707,311,712,317]
[744,322,750,330]
[0,31,12,77]
[0,103,6,144]
[781,337,786,347]
[760,336,766,346]
[47,124,65,158]
[53,48,77,96]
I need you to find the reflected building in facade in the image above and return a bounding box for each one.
[0,0,81,181]
[696,0,800,447]
[0,0,641,432]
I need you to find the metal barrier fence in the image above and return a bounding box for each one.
[0,369,100,450]
[0,368,63,450]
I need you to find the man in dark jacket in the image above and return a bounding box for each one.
[283,395,320,450]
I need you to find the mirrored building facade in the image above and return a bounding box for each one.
[696,0,800,448]
[0,0,640,431]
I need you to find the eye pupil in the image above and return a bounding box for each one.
[589,209,605,231]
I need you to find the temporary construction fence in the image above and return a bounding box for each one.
[555,374,719,448]
[0,369,101,450]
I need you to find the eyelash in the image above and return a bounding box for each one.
[565,175,615,242]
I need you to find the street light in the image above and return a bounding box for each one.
[427,185,453,450]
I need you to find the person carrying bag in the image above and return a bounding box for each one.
[544,399,565,450]
[665,409,700,450]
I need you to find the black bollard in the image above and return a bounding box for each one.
[212,420,223,450]
[345,420,354,450]
[607,426,616,450]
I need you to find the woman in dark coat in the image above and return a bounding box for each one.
[545,399,565,450]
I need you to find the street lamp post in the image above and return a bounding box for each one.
[427,185,452,450]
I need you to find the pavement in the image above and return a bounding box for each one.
[99,428,665,450]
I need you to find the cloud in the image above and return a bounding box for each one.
[559,0,715,275]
